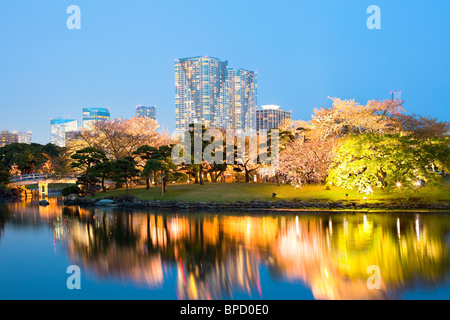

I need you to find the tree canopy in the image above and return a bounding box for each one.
[0,143,64,175]
[111,157,140,196]
[327,133,450,193]
[71,117,171,160]
[143,145,184,194]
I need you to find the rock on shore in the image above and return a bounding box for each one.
[63,196,450,212]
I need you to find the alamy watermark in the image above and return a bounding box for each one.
[367,5,381,30]
[171,124,280,170]
[67,5,81,30]
[66,265,81,290]
[367,265,381,290]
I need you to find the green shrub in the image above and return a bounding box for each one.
[62,184,81,197]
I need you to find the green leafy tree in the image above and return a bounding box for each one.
[176,124,233,184]
[111,157,140,196]
[133,145,159,189]
[71,147,108,195]
[0,162,10,186]
[89,161,113,192]
[143,145,185,196]
[230,135,265,184]
[207,163,228,183]
[182,124,211,185]
[269,128,293,186]
[203,128,227,183]
[328,133,450,193]
[61,184,82,197]
[71,147,108,171]
[0,143,64,174]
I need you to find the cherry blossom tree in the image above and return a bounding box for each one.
[69,117,171,160]
[309,98,404,138]
[279,134,338,186]
[392,113,450,139]
[278,98,405,186]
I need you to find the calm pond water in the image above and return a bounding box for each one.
[0,198,449,300]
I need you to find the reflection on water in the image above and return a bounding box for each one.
[1,198,450,300]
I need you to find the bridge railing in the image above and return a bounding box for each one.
[10,173,80,183]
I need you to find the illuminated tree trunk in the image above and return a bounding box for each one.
[199,167,204,185]
[276,173,281,186]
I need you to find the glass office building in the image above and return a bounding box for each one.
[175,56,229,133]
[82,108,110,129]
[136,105,156,120]
[229,69,257,133]
[50,119,78,147]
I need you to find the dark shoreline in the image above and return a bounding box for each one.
[63,197,450,213]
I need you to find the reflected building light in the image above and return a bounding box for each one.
[170,217,182,239]
[178,258,186,286]
[329,218,333,237]
[281,217,286,232]
[363,215,370,233]
[415,216,420,241]
[344,218,348,238]
[13,204,450,300]
[324,268,329,280]
[326,232,331,250]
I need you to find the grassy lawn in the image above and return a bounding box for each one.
[91,182,450,203]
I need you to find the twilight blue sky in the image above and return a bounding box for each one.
[0,0,449,144]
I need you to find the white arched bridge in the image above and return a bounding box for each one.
[8,173,80,198]
[9,173,79,187]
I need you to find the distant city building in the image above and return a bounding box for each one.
[0,131,19,147]
[390,91,402,100]
[82,107,110,129]
[65,130,82,146]
[229,69,257,133]
[175,56,229,133]
[12,131,32,144]
[256,105,291,132]
[50,119,78,147]
[136,105,156,120]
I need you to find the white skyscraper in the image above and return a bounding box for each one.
[229,69,257,133]
[50,119,78,147]
[175,56,229,134]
